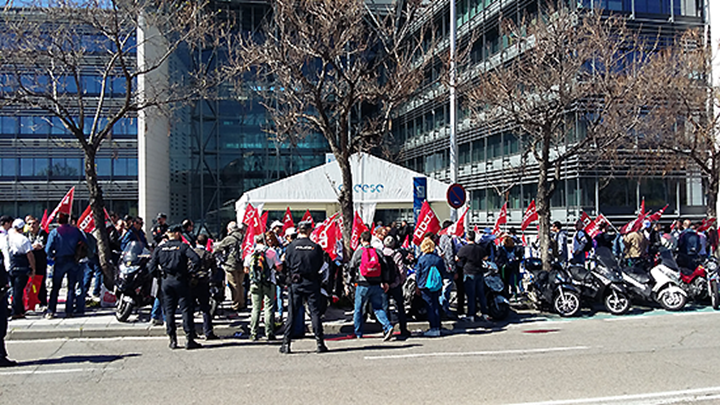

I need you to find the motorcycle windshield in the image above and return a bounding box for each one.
[121,241,150,266]
[659,249,680,272]
[595,247,619,271]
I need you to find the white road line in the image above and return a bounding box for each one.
[507,385,720,405]
[0,367,117,376]
[364,345,590,360]
[7,336,167,344]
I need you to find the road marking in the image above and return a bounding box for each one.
[507,385,720,405]
[364,345,590,360]
[0,367,117,376]
[7,336,167,344]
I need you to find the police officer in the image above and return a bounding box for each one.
[149,224,202,350]
[0,215,17,367]
[280,221,328,354]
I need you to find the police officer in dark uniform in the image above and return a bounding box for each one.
[149,224,202,350]
[0,217,17,366]
[280,221,328,354]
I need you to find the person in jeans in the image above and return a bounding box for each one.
[45,213,86,318]
[382,236,410,339]
[415,237,447,337]
[456,231,489,322]
[244,233,281,341]
[349,231,393,341]
[8,219,35,318]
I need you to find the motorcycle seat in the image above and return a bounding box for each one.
[568,265,590,280]
[625,269,651,284]
[679,266,695,277]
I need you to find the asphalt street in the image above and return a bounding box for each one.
[2,309,720,405]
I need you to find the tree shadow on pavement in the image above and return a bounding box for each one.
[319,343,422,354]
[20,353,141,367]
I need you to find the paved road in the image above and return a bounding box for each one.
[2,309,720,404]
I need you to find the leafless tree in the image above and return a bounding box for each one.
[0,0,223,285]
[467,6,653,271]
[228,0,432,254]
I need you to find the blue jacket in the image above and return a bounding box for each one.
[46,224,86,262]
[415,252,446,290]
[121,228,148,251]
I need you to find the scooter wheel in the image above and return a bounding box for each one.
[553,290,581,317]
[115,296,133,322]
[710,280,719,310]
[488,298,510,320]
[659,289,687,311]
[604,290,630,315]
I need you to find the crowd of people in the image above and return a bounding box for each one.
[1,210,718,366]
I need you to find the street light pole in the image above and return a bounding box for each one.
[449,0,458,221]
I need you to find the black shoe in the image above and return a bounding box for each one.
[383,328,394,342]
[316,342,329,353]
[0,357,18,367]
[168,336,178,350]
[185,339,202,350]
[204,332,220,341]
[279,342,291,354]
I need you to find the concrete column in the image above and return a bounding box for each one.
[137,14,170,236]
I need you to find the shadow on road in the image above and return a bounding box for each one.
[323,343,422,354]
[20,353,141,367]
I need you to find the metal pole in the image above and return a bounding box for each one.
[449,0,458,221]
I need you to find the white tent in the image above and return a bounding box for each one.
[235,153,451,224]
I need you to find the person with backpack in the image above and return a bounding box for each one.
[415,237,447,337]
[348,231,394,341]
[217,221,246,312]
[192,233,220,341]
[572,220,591,265]
[677,222,701,269]
[382,236,410,339]
[279,221,328,354]
[244,233,282,341]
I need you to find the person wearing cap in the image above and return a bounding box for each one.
[0,216,17,367]
[149,224,202,349]
[151,213,169,247]
[279,221,328,354]
[217,221,246,311]
[45,213,87,319]
[7,219,36,319]
[270,220,286,246]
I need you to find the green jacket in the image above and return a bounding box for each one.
[217,230,244,271]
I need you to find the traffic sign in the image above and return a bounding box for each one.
[446,183,466,209]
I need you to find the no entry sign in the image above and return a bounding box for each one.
[446,183,466,209]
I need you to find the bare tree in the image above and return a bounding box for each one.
[0,0,223,285]
[228,0,431,254]
[638,30,720,218]
[467,6,652,271]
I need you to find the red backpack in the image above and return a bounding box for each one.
[359,247,382,278]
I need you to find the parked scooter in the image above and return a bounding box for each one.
[620,250,687,311]
[702,257,720,310]
[568,247,631,315]
[677,255,708,303]
[483,261,510,320]
[115,241,153,322]
[521,258,581,317]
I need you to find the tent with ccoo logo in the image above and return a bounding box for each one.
[235,153,451,224]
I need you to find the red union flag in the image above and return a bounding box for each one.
[620,212,647,235]
[312,213,340,259]
[77,205,95,232]
[586,214,611,238]
[43,187,75,232]
[242,206,262,259]
[492,202,508,236]
[241,204,257,226]
[439,206,468,237]
[301,210,315,228]
[647,204,669,223]
[413,201,440,245]
[259,211,268,234]
[281,207,294,233]
[351,212,369,250]
[520,200,538,231]
[579,211,593,232]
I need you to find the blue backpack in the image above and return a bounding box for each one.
[425,265,442,292]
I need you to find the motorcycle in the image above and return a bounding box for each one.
[677,256,708,303]
[483,261,510,320]
[702,257,720,310]
[620,250,687,311]
[521,258,581,317]
[568,247,631,315]
[115,241,153,322]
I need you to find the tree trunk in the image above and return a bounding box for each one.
[536,161,553,272]
[337,153,354,261]
[83,148,115,289]
[707,160,719,219]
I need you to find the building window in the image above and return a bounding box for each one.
[487,134,501,159]
[459,142,471,165]
[472,189,486,211]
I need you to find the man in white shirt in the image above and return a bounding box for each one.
[7,219,35,319]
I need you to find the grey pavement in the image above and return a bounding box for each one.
[3,308,720,404]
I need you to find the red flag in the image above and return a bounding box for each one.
[620,212,647,234]
[301,210,314,228]
[412,201,441,245]
[281,207,294,233]
[439,206,468,237]
[259,212,268,234]
[242,208,262,259]
[39,209,49,233]
[520,200,538,231]
[241,204,256,226]
[640,197,645,216]
[579,211,593,230]
[647,204,669,222]
[473,225,479,234]
[585,214,610,238]
[402,234,410,248]
[206,238,214,253]
[44,187,75,231]
[312,213,340,259]
[77,205,95,232]
[492,203,508,236]
[351,212,369,250]
[698,218,716,232]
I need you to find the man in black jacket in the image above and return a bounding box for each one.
[280,221,328,354]
[456,231,489,322]
[149,225,202,350]
[349,231,394,341]
[0,215,17,366]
